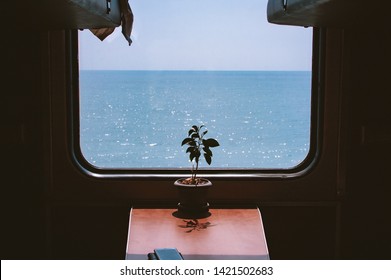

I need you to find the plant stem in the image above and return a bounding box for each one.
[194,160,199,182]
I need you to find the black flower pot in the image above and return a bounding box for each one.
[173,178,212,218]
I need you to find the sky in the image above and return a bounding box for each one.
[78,0,312,71]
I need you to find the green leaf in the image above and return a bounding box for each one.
[191,133,200,139]
[192,125,199,132]
[204,153,212,165]
[188,128,196,136]
[203,138,220,147]
[203,146,212,156]
[190,140,197,146]
[189,154,195,162]
[182,138,197,146]
[190,150,200,162]
[201,130,208,137]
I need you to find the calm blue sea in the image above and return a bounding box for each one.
[79,70,311,169]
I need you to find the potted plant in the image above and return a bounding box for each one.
[174,124,220,218]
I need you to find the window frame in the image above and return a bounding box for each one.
[69,28,324,180]
[44,27,348,205]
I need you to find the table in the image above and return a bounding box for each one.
[126,208,269,260]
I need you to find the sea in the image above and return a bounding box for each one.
[79,70,311,169]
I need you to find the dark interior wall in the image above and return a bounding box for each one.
[3,30,47,259]
[2,25,390,260]
[339,27,391,259]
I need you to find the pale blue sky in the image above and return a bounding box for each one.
[79,0,312,70]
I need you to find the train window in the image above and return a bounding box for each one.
[76,0,315,175]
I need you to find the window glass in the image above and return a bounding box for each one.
[78,0,313,170]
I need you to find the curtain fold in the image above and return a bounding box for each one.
[89,0,134,45]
